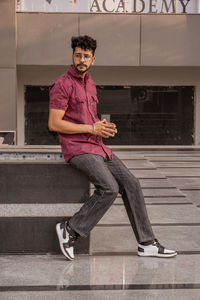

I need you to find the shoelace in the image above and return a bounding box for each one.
[154,239,165,252]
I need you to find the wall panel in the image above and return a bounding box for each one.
[80,14,140,66]
[0,0,16,67]
[0,69,16,131]
[141,15,200,66]
[17,13,79,65]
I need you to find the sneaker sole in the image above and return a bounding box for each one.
[56,224,74,261]
[138,252,177,258]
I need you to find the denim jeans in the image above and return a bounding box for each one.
[68,153,155,244]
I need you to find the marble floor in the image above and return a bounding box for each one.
[0,254,200,300]
[1,149,200,299]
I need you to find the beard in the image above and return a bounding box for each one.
[73,63,91,74]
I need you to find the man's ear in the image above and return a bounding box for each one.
[92,56,95,65]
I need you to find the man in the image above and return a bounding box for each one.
[48,35,177,261]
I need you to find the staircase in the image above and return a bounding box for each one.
[1,148,200,255]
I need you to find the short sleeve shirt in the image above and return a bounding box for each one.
[49,65,113,162]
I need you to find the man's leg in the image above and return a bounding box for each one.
[105,153,154,244]
[105,154,177,257]
[68,154,119,237]
[56,154,119,260]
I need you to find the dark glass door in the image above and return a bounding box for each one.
[24,85,194,145]
[97,86,194,145]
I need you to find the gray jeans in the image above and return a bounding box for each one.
[68,153,155,244]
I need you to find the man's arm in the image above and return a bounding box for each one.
[48,109,117,138]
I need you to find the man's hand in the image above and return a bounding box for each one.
[93,119,117,138]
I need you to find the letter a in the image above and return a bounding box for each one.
[116,0,128,13]
[90,0,102,12]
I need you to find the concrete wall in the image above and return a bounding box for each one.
[1,9,199,145]
[16,13,200,67]
[0,0,16,132]
[141,15,200,66]
[17,14,78,66]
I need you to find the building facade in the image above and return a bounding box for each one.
[1,0,200,147]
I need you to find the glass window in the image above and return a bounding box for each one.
[24,85,194,146]
[97,86,194,145]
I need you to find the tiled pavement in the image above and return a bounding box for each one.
[1,150,200,299]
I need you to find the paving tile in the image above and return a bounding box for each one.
[98,204,200,225]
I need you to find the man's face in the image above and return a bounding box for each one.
[72,47,95,75]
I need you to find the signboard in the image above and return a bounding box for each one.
[17,0,200,14]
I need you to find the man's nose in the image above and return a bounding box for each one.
[80,56,85,62]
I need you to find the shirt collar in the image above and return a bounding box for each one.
[67,64,90,82]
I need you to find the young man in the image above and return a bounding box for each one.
[48,35,177,261]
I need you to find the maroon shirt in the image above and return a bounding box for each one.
[49,65,113,162]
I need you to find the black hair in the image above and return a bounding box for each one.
[71,35,97,55]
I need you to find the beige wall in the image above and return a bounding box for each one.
[1,9,199,145]
[141,15,200,66]
[0,0,16,133]
[79,14,140,66]
[17,14,79,65]
[0,69,16,131]
[0,0,16,67]
[16,13,200,67]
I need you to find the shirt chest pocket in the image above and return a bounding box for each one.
[89,95,98,112]
[70,96,85,112]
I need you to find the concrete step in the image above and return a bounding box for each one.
[91,187,185,197]
[156,168,200,177]
[1,149,199,255]
[130,169,166,178]
[121,159,155,169]
[91,178,177,189]
[151,161,200,168]
[98,204,200,225]
[114,196,189,204]
[91,225,200,253]
[0,216,89,254]
[168,178,200,190]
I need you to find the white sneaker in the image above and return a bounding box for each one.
[138,239,177,258]
[56,222,75,261]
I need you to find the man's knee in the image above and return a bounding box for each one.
[98,181,119,199]
[126,174,141,191]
